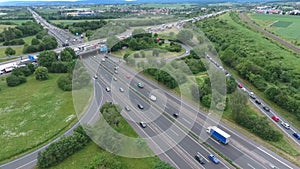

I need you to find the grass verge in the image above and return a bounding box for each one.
[0,74,78,163]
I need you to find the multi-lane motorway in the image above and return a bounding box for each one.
[1,9,300,169]
[82,52,299,169]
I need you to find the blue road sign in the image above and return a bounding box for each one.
[28,55,35,61]
[100,46,107,52]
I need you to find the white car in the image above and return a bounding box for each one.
[150,95,157,101]
[105,87,111,92]
[281,122,290,129]
[119,87,124,92]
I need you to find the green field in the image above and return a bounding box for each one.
[49,103,161,169]
[0,74,79,162]
[0,46,23,59]
[249,14,300,43]
[49,142,160,169]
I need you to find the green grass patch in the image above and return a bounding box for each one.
[0,45,23,58]
[272,21,292,28]
[249,13,300,42]
[23,35,35,45]
[0,74,78,162]
[49,142,160,169]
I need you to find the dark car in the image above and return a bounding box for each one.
[293,133,300,140]
[262,105,270,112]
[138,104,144,109]
[173,113,179,118]
[137,82,144,88]
[195,153,205,164]
[255,99,261,105]
[195,155,205,164]
[139,122,147,128]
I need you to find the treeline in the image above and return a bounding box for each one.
[0,21,58,53]
[6,65,34,87]
[37,126,91,168]
[196,12,300,120]
[107,29,182,53]
[230,91,283,142]
[0,21,43,43]
[36,48,90,91]
[54,20,107,37]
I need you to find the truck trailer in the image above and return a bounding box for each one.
[206,126,230,144]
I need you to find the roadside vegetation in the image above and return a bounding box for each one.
[196,12,300,129]
[0,21,58,58]
[108,24,300,163]
[0,74,76,162]
[42,103,174,169]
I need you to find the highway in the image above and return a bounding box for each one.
[204,53,300,146]
[28,8,78,47]
[82,51,299,169]
[82,53,233,169]
[1,9,300,169]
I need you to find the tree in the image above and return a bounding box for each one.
[106,36,119,51]
[35,66,48,81]
[152,49,159,57]
[154,161,175,169]
[57,74,72,91]
[38,50,57,69]
[60,50,73,62]
[176,30,193,43]
[226,77,237,94]
[5,47,16,56]
[6,74,26,87]
[31,38,40,45]
[229,91,248,121]
[132,28,147,36]
[63,47,77,59]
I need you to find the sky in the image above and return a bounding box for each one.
[0,0,79,2]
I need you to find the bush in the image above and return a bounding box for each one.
[57,74,72,91]
[35,66,48,81]
[37,126,90,168]
[6,74,26,87]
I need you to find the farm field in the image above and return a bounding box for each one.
[249,13,300,43]
[0,74,82,163]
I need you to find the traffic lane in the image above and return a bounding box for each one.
[252,146,297,169]
[100,57,259,167]
[249,98,300,145]
[178,136,228,169]
[91,60,229,169]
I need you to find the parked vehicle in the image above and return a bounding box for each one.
[206,126,230,144]
[150,95,157,101]
[173,113,179,118]
[105,87,111,92]
[138,104,144,109]
[137,82,144,88]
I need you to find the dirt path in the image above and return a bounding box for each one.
[239,12,300,54]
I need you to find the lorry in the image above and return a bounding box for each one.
[206,126,230,144]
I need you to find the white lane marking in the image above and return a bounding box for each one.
[209,138,220,145]
[247,163,255,169]
[16,159,37,169]
[170,129,179,136]
[182,117,192,124]
[256,147,293,169]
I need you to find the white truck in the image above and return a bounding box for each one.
[206,126,231,144]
